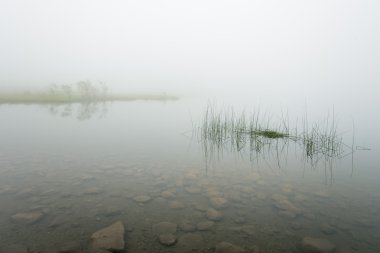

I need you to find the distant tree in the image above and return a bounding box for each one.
[49,83,59,95]
[61,84,73,99]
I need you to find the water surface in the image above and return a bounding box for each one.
[0,97,379,253]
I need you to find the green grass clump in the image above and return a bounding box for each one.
[254,130,289,139]
[198,104,347,167]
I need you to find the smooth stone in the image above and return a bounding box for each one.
[176,233,203,253]
[84,187,104,195]
[158,233,177,246]
[161,190,175,199]
[185,187,201,194]
[48,216,67,228]
[234,217,247,224]
[315,190,330,198]
[320,223,336,235]
[184,173,198,180]
[215,241,245,253]
[210,197,228,209]
[240,225,256,236]
[170,201,185,209]
[290,222,303,230]
[256,192,267,200]
[152,222,177,235]
[91,221,125,253]
[58,241,82,253]
[16,188,37,199]
[197,221,215,231]
[206,208,223,221]
[0,185,13,195]
[281,184,294,194]
[206,189,224,198]
[294,194,306,203]
[272,194,301,214]
[302,237,336,253]
[133,195,151,203]
[179,220,196,232]
[193,203,208,212]
[239,186,254,194]
[11,211,44,225]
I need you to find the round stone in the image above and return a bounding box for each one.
[206,208,223,221]
[197,221,215,231]
[158,233,177,246]
[133,195,151,203]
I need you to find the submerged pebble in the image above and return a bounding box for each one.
[91,221,125,252]
[11,211,44,225]
[179,219,196,232]
[206,208,223,221]
[158,233,177,246]
[176,233,203,252]
[197,221,215,231]
[301,237,336,253]
[152,222,178,235]
[215,241,244,253]
[133,195,151,203]
[210,197,228,209]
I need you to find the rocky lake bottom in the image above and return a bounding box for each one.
[0,154,379,253]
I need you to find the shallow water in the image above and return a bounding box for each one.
[0,98,379,253]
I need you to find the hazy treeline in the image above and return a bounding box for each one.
[48,81,109,100]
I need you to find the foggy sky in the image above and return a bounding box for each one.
[0,0,379,98]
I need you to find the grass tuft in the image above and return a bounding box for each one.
[197,104,348,167]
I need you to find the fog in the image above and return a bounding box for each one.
[1,0,379,99]
[2,2,380,251]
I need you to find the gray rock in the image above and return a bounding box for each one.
[133,195,151,203]
[176,233,203,253]
[240,225,256,237]
[197,221,215,231]
[91,221,125,252]
[234,217,247,224]
[193,202,208,212]
[169,201,185,209]
[84,187,104,195]
[11,211,44,225]
[161,190,175,199]
[179,220,196,232]
[58,241,81,253]
[185,187,201,194]
[320,223,335,235]
[152,222,177,235]
[215,241,244,253]
[206,208,223,221]
[158,233,177,246]
[272,194,301,214]
[16,188,37,199]
[48,216,67,228]
[210,197,228,209]
[302,237,336,253]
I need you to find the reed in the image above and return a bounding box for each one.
[197,104,347,166]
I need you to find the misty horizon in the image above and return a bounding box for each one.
[1,0,379,99]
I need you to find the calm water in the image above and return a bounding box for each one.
[0,97,379,253]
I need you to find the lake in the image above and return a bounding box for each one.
[0,96,379,253]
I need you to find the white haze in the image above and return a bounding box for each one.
[0,0,379,103]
